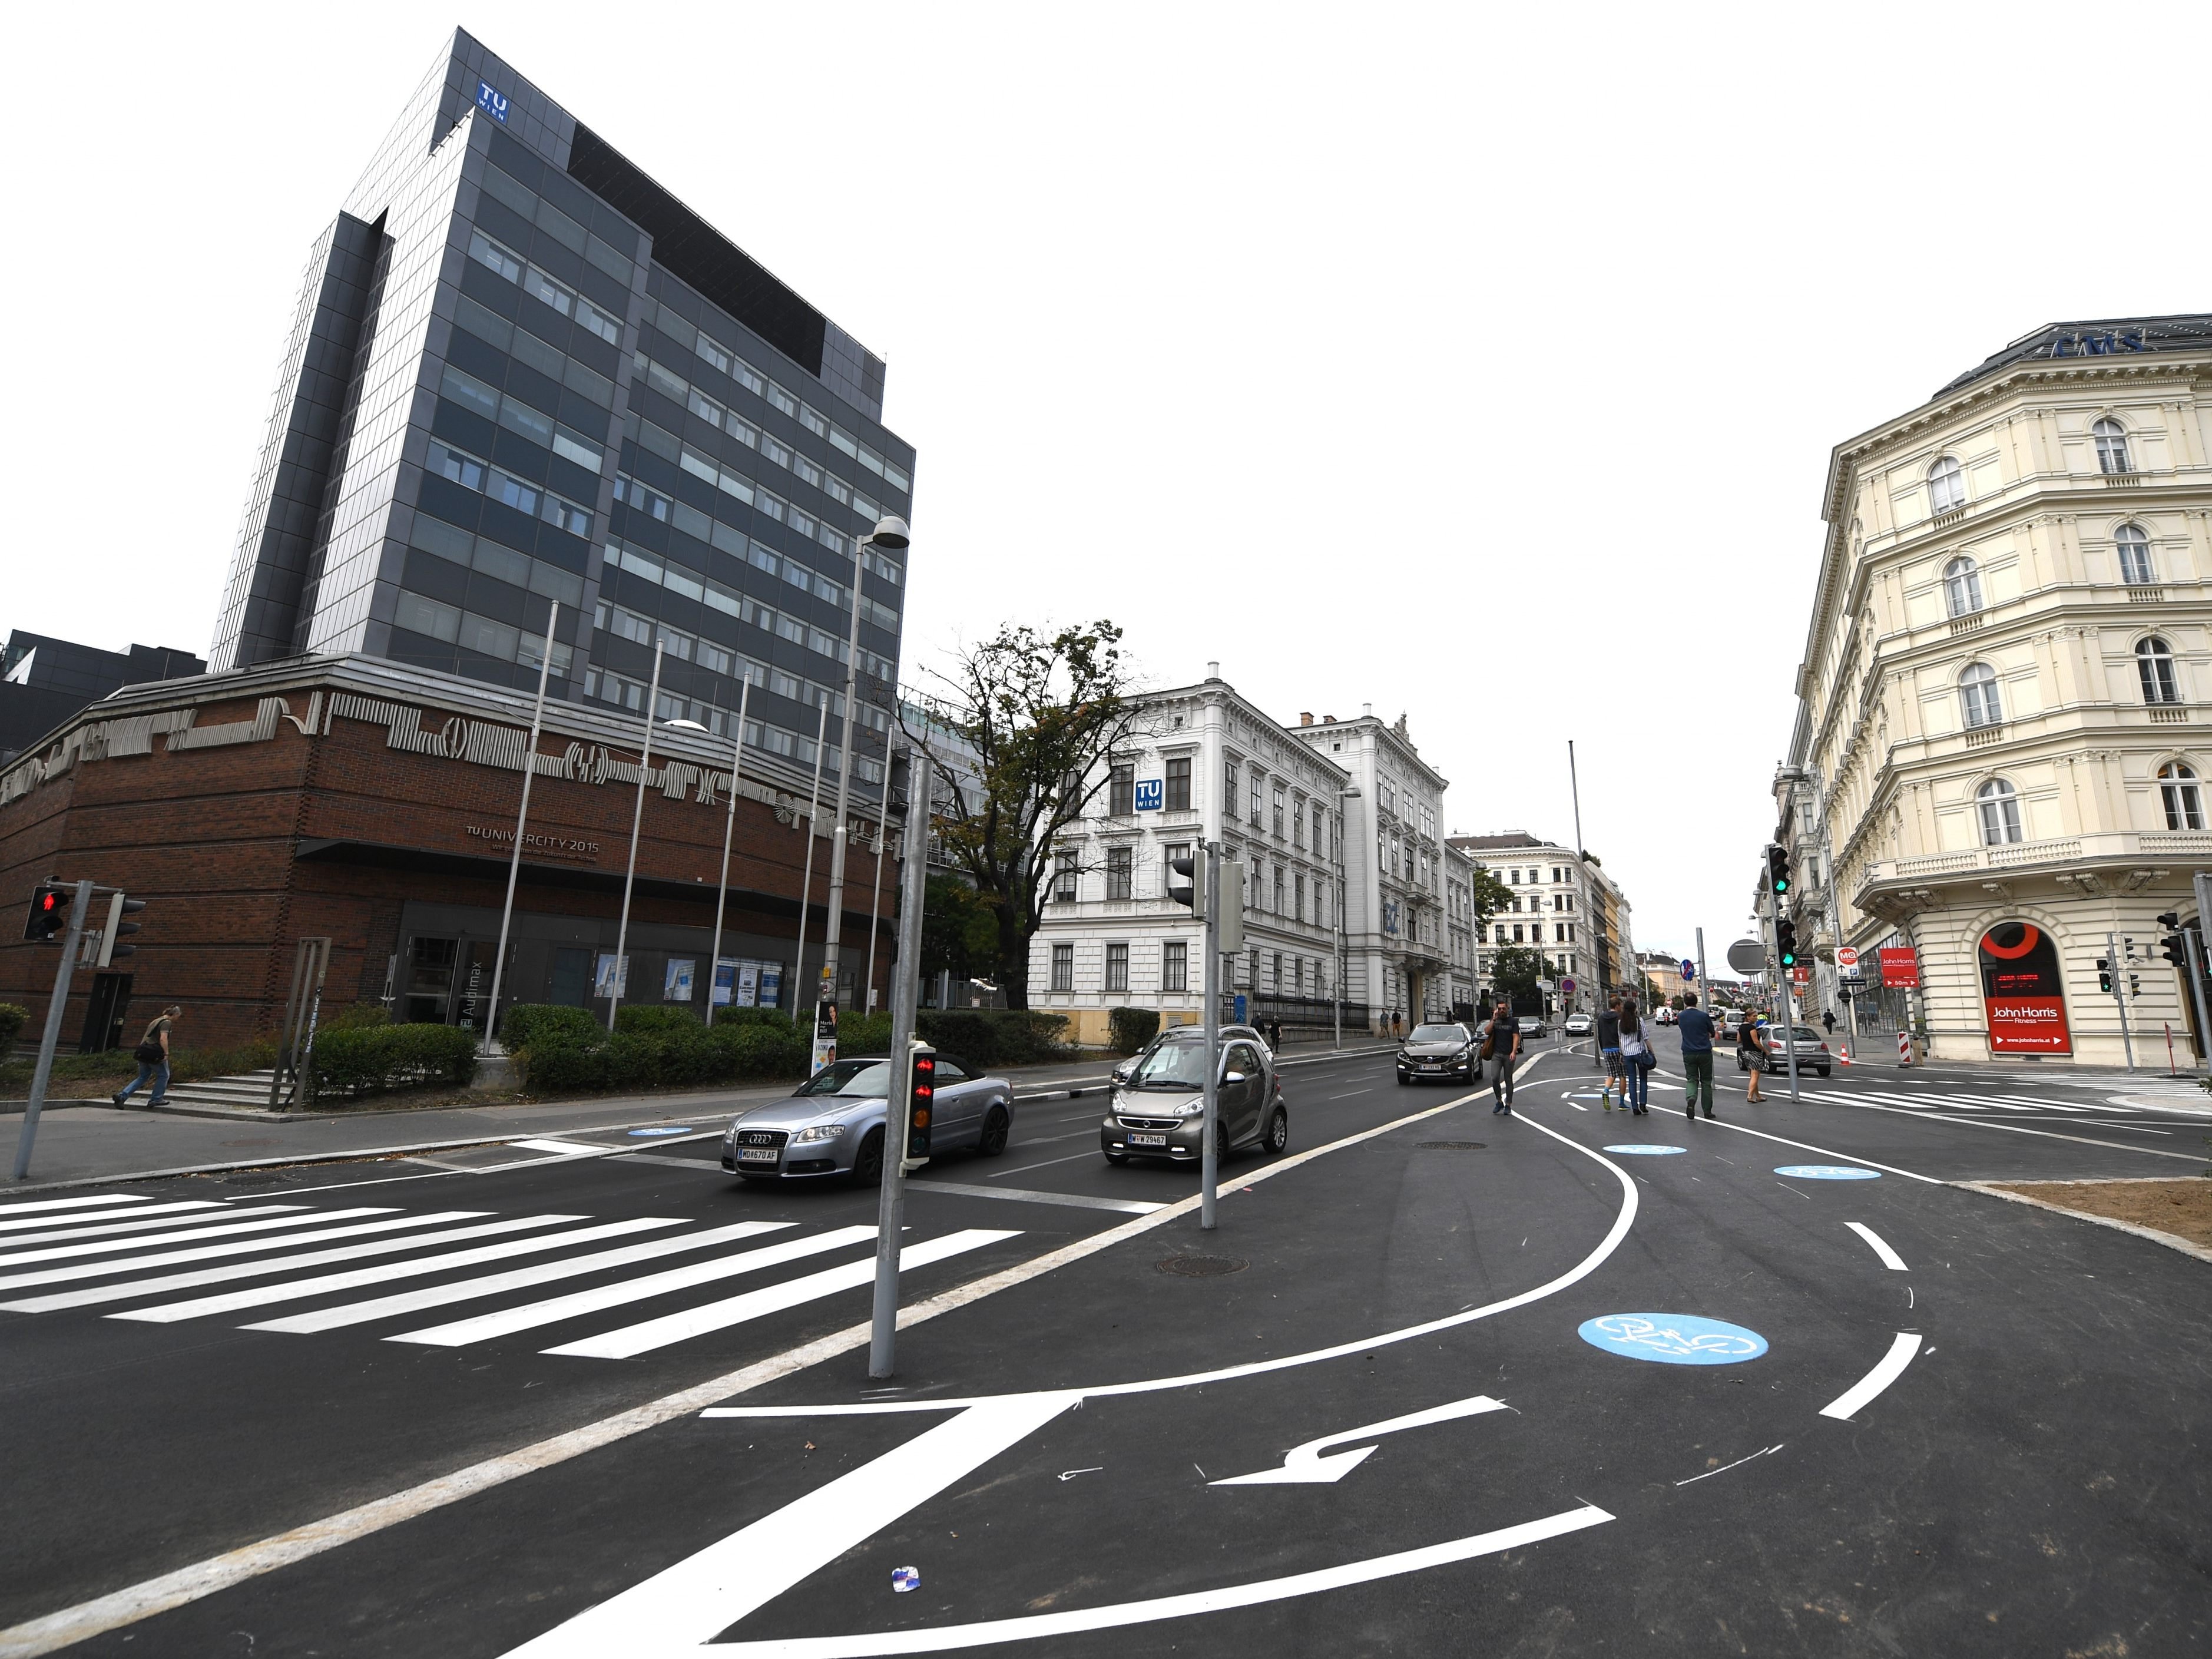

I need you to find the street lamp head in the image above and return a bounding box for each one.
[664,718,710,731]
[1339,784,1362,799]
[865,515,911,551]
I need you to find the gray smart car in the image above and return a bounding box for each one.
[1109,1022,1271,1086]
[1101,1034,1287,1167]
[722,1055,1015,1183]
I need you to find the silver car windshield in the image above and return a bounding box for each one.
[794,1059,892,1098]
[1130,1043,1212,1089]
[1408,1024,1464,1044]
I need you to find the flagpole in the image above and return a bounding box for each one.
[607,638,665,1030]
[790,700,831,1035]
[706,675,752,1027]
[482,604,558,1054]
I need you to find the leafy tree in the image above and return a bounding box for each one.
[1488,945,1547,998]
[905,620,1147,1009]
[921,875,1000,985]
[1468,867,1515,929]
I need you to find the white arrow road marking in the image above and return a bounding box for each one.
[1209,1395,1509,1485]
[1819,1332,1923,1421]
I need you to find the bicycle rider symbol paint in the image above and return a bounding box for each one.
[1577,1313,1769,1366]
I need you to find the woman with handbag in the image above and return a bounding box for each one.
[1618,999,1653,1115]
[113,1005,182,1109]
[1740,1015,1768,1104]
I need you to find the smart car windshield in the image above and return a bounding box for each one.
[794,1059,892,1098]
[1130,1043,1211,1089]
[1408,1024,1465,1044]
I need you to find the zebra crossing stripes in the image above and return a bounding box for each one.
[0,1193,158,1217]
[386,1224,888,1349]
[539,1228,1020,1360]
[0,1200,231,1238]
[111,1217,697,1324]
[0,1203,309,1250]
[0,1211,506,1298]
[0,1204,390,1269]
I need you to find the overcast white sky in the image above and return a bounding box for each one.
[7,2,2209,962]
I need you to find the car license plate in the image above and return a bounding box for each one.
[1422,1063,1443,1071]
[737,1147,779,1164]
[1129,1133,1168,1147]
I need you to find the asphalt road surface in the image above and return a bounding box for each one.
[1,1037,2206,1656]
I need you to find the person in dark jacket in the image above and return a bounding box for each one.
[1677,993,1716,1120]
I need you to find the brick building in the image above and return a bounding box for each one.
[0,655,898,1049]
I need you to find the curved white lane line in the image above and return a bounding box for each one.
[1845,1222,1909,1271]
[699,1505,1616,1658]
[1818,1332,1922,1420]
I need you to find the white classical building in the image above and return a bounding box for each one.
[1446,832,1635,1013]
[1789,315,2212,1065]
[1026,668,1352,1045]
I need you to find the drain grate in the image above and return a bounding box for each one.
[1155,1255,1248,1278]
[1415,1141,1487,1150]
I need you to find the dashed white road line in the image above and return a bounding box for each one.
[1819,1332,1923,1421]
[1844,1222,1909,1271]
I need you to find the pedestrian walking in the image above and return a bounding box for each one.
[1740,1015,1768,1104]
[1486,1002,1521,1114]
[114,1006,182,1108]
[1677,992,1717,1119]
[1822,1008,1837,1037]
[1618,998,1653,1114]
[1596,995,1624,1110]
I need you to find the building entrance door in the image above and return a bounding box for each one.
[404,936,459,1025]
[550,947,593,1008]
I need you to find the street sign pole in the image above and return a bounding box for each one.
[1201,839,1221,1232]
[1766,881,1800,1101]
[15,879,94,1181]
[868,742,931,1379]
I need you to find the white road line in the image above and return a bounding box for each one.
[0,1193,154,1216]
[388,1224,885,1349]
[244,1222,795,1334]
[507,1138,608,1157]
[0,1215,548,1310]
[112,1218,694,1324]
[0,1200,224,1237]
[0,1210,469,1292]
[1845,1222,1909,1271]
[0,1203,296,1248]
[1819,1332,1923,1420]
[905,1180,1161,1216]
[982,1148,1101,1178]
[541,1230,1021,1360]
[1673,1443,1784,1487]
[0,1206,393,1269]
[1637,1086,1941,1183]
[1832,1098,2212,1164]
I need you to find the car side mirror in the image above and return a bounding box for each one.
[1223,1071,1247,1085]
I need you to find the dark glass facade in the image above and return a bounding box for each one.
[210,28,912,786]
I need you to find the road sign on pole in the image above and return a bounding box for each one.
[1836,945,1862,979]
[1680,959,1696,982]
[1559,977,1577,996]
[1726,938,1766,975]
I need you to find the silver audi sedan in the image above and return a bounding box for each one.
[721,1055,1015,1183]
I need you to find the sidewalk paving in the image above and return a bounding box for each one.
[0,1039,1393,1194]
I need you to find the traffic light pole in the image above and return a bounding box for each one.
[2181,929,2212,1072]
[2106,930,2136,1071]
[15,879,93,1181]
[869,743,931,1379]
[1766,876,1800,1102]
[1201,839,1221,1233]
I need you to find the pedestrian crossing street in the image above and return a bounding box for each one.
[0,1191,1020,1362]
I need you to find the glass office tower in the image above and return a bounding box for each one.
[210,29,912,782]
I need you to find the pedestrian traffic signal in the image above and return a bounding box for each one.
[905,1045,935,1160]
[1775,918,1799,969]
[2157,912,2181,930]
[94,893,146,966]
[22,883,71,942]
[1767,845,1792,898]
[1168,851,1203,915]
[2097,957,2112,992]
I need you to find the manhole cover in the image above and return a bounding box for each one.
[1416,1141,1486,1150]
[1155,1255,1247,1278]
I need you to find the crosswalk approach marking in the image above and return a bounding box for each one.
[110,1217,697,1324]
[0,1209,481,1292]
[243,1221,797,1333]
[539,1229,1023,1360]
[0,1203,304,1249]
[388,1224,891,1349]
[0,1193,156,1217]
[0,1200,232,1238]
[0,1206,396,1270]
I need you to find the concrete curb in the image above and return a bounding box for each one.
[1953,1179,2212,1265]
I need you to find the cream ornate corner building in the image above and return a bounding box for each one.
[1794,316,2212,1066]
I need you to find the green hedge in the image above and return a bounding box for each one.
[915,1009,1070,1068]
[615,1005,703,1035]
[1107,1007,1159,1055]
[0,1004,27,1054]
[310,1024,478,1099]
[501,1004,601,1051]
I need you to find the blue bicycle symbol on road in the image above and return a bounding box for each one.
[1578,1313,1770,1365]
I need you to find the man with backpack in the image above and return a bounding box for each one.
[114,1005,183,1109]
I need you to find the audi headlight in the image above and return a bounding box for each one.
[791,1122,847,1143]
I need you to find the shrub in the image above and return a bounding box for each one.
[915,1009,1071,1068]
[1107,1007,1160,1055]
[501,1004,601,1052]
[506,1009,814,1094]
[0,1004,27,1054]
[615,1005,703,1035]
[319,1003,391,1032]
[310,1024,478,1099]
[836,1012,894,1057]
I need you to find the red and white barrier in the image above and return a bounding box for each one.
[1896,1029,1912,1066]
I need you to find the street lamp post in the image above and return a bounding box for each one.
[818,518,911,1059]
[1333,784,1360,1048]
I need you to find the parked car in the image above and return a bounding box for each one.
[1110,1022,1270,1085]
[1516,1015,1547,1039]
[1102,1035,1287,1166]
[722,1055,1014,1183]
[1562,1012,1594,1037]
[1396,1021,1482,1085]
[1737,1025,1833,1078]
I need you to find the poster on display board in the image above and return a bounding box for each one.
[759,962,783,1008]
[1877,947,1920,989]
[664,958,696,1002]
[1978,922,2072,1054]
[711,959,739,1007]
[592,953,628,998]
[734,962,760,1007]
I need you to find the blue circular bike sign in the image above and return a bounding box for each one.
[1579,1313,1769,1365]
[1774,1164,1879,1180]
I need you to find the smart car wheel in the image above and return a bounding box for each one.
[1263,1105,1289,1155]
[850,1127,885,1187]
[979,1104,1010,1157]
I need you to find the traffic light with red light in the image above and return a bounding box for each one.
[906,1045,935,1160]
[22,883,71,942]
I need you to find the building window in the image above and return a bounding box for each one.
[1928,455,1965,514]
[2159,762,2204,831]
[1293,801,1306,848]
[2137,637,2180,705]
[1975,778,2023,845]
[1273,866,1286,914]
[2092,417,2133,476]
[1959,662,2004,730]
[1053,852,1078,903]
[1105,943,1129,993]
[1051,944,1074,993]
[1271,952,1283,992]
[1163,940,1189,992]
[1942,557,1983,618]
[1224,760,1238,813]
[1512,923,1524,943]
[1272,787,1286,837]
[1109,764,1134,816]
[1294,872,1306,921]
[1165,756,1191,811]
[1106,846,1133,899]
[2115,523,2156,585]
[1250,773,1264,826]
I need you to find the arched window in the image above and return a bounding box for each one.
[2137,637,2179,706]
[1942,556,1983,618]
[2115,523,2155,585]
[1976,778,2023,845]
[2092,417,2133,475]
[1928,455,1965,513]
[1959,661,2003,730]
[2158,762,2203,831]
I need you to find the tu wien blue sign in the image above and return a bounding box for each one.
[477,81,510,123]
[1133,779,1164,812]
